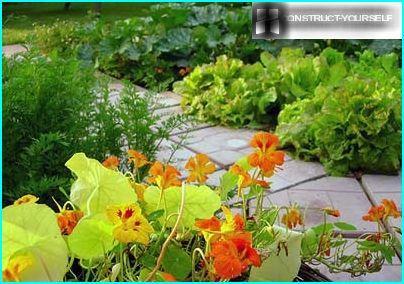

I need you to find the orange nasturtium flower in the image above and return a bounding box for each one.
[106,204,154,244]
[229,164,268,197]
[322,207,341,218]
[210,234,261,280]
[102,155,120,170]
[128,150,149,169]
[3,254,33,282]
[185,153,216,183]
[381,199,401,218]
[362,205,385,222]
[57,210,84,235]
[247,132,285,177]
[281,205,303,229]
[13,194,39,205]
[160,272,176,282]
[362,199,401,222]
[147,161,182,190]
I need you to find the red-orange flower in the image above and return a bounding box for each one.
[362,205,385,222]
[147,161,182,190]
[160,272,176,282]
[247,132,285,177]
[102,155,120,170]
[179,67,192,76]
[195,216,222,232]
[281,206,303,229]
[322,207,341,218]
[381,199,401,218]
[210,234,261,280]
[185,154,216,183]
[229,164,268,196]
[128,150,148,168]
[57,210,84,235]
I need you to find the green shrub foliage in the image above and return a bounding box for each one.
[3,52,186,205]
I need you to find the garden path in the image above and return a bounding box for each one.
[3,44,402,281]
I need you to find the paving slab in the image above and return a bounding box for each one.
[275,159,326,184]
[3,44,27,57]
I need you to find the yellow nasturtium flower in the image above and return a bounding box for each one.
[106,204,153,245]
[13,195,39,206]
[3,254,33,282]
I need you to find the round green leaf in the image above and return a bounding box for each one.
[66,153,137,215]
[249,226,302,282]
[162,245,192,280]
[2,203,68,281]
[144,185,221,229]
[68,217,115,259]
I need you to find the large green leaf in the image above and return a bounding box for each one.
[66,153,137,215]
[249,226,302,282]
[143,185,221,228]
[162,245,192,280]
[2,203,68,281]
[68,217,115,259]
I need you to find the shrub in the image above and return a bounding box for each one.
[3,52,187,205]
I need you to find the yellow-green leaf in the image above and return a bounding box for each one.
[2,203,68,281]
[143,185,221,228]
[66,153,137,215]
[249,226,302,281]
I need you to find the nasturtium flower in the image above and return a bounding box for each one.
[195,216,222,232]
[160,272,176,282]
[185,153,216,183]
[363,205,385,222]
[106,204,153,245]
[322,207,341,217]
[148,161,181,190]
[106,204,141,224]
[229,164,268,196]
[128,150,148,168]
[247,132,285,177]
[102,155,120,170]
[13,194,39,206]
[2,254,33,282]
[210,233,261,280]
[381,199,401,218]
[281,206,303,229]
[57,210,84,235]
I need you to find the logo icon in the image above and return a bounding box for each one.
[252,3,286,39]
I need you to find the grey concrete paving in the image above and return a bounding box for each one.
[2,44,27,57]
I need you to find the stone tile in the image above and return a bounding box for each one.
[266,174,294,191]
[206,169,227,187]
[291,176,363,192]
[154,106,183,118]
[362,174,401,193]
[317,263,402,282]
[171,126,256,154]
[3,44,27,57]
[288,190,332,209]
[156,91,182,108]
[207,150,245,168]
[276,159,326,184]
[328,191,378,232]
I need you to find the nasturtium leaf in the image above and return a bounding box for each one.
[68,217,115,259]
[235,156,252,171]
[334,222,357,231]
[162,245,192,280]
[219,171,238,200]
[66,153,137,215]
[143,185,221,228]
[249,226,302,282]
[2,203,68,281]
